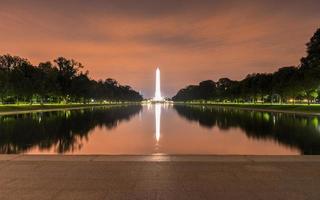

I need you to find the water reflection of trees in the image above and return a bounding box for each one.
[0,105,142,154]
[174,105,320,155]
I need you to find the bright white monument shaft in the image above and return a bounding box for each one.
[154,67,163,101]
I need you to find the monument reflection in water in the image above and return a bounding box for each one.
[155,104,161,143]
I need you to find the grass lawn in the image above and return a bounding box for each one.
[175,102,320,114]
[0,102,138,113]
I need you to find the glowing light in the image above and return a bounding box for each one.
[153,67,163,101]
[155,103,161,142]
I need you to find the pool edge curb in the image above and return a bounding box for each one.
[1,155,320,162]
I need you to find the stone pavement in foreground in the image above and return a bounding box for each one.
[0,155,319,200]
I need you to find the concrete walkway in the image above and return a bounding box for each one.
[0,155,320,200]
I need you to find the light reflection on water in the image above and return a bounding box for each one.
[155,104,161,143]
[0,104,320,155]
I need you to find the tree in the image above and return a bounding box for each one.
[299,28,320,104]
[54,57,83,102]
[216,78,236,101]
[199,80,216,100]
[0,54,143,104]
[70,72,91,103]
[0,55,32,103]
[0,54,29,71]
[172,85,199,101]
[7,57,35,103]
[34,62,60,104]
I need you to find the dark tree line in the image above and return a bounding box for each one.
[0,56,143,104]
[173,28,320,104]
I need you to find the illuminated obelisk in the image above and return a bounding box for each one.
[153,67,163,101]
[153,67,162,144]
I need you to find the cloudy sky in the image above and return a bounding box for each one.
[0,0,319,97]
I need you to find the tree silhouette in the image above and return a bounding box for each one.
[173,28,320,104]
[0,55,143,104]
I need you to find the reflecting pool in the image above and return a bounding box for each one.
[0,104,320,155]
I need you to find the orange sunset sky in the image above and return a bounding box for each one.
[0,0,319,97]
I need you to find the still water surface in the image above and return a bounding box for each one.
[1,104,320,155]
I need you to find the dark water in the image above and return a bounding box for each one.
[0,104,319,155]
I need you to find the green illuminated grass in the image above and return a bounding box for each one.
[174,101,320,114]
[0,102,140,113]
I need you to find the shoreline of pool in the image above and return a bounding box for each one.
[174,102,320,116]
[0,103,140,116]
[1,155,320,162]
[1,103,320,116]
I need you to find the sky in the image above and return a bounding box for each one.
[0,0,319,98]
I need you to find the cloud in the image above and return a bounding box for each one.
[0,0,319,97]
